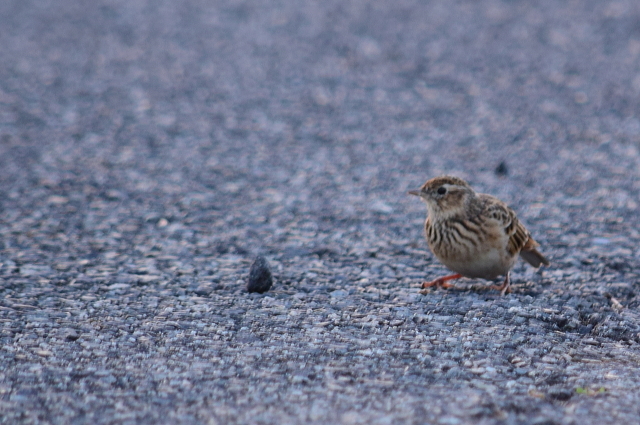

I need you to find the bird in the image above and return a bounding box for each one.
[408,176,549,295]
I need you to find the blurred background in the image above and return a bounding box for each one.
[1,0,639,268]
[0,0,638,298]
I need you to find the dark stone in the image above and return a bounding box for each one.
[247,256,273,294]
[64,330,80,341]
[547,388,573,401]
[495,161,509,176]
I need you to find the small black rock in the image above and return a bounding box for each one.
[64,329,80,341]
[247,256,273,294]
[546,388,573,401]
[495,161,509,176]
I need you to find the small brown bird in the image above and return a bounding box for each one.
[409,176,549,295]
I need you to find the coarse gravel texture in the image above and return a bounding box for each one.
[1,0,640,424]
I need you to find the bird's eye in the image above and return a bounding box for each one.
[437,187,447,195]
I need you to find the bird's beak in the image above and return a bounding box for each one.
[407,190,421,197]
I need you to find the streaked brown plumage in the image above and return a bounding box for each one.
[409,176,549,295]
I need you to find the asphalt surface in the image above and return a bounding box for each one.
[1,1,640,424]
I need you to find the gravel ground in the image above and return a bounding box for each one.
[1,0,640,424]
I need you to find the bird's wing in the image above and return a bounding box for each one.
[482,195,532,256]
[481,194,549,267]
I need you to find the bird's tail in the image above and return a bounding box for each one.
[519,248,549,268]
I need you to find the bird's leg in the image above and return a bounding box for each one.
[488,272,511,296]
[421,273,463,290]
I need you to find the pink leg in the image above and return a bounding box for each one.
[421,273,463,289]
[488,272,511,296]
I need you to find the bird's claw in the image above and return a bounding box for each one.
[421,279,455,289]
[418,274,462,293]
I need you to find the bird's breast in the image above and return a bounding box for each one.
[426,218,516,279]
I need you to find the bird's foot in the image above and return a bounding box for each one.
[488,273,511,296]
[419,273,462,294]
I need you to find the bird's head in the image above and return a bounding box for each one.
[408,176,475,219]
